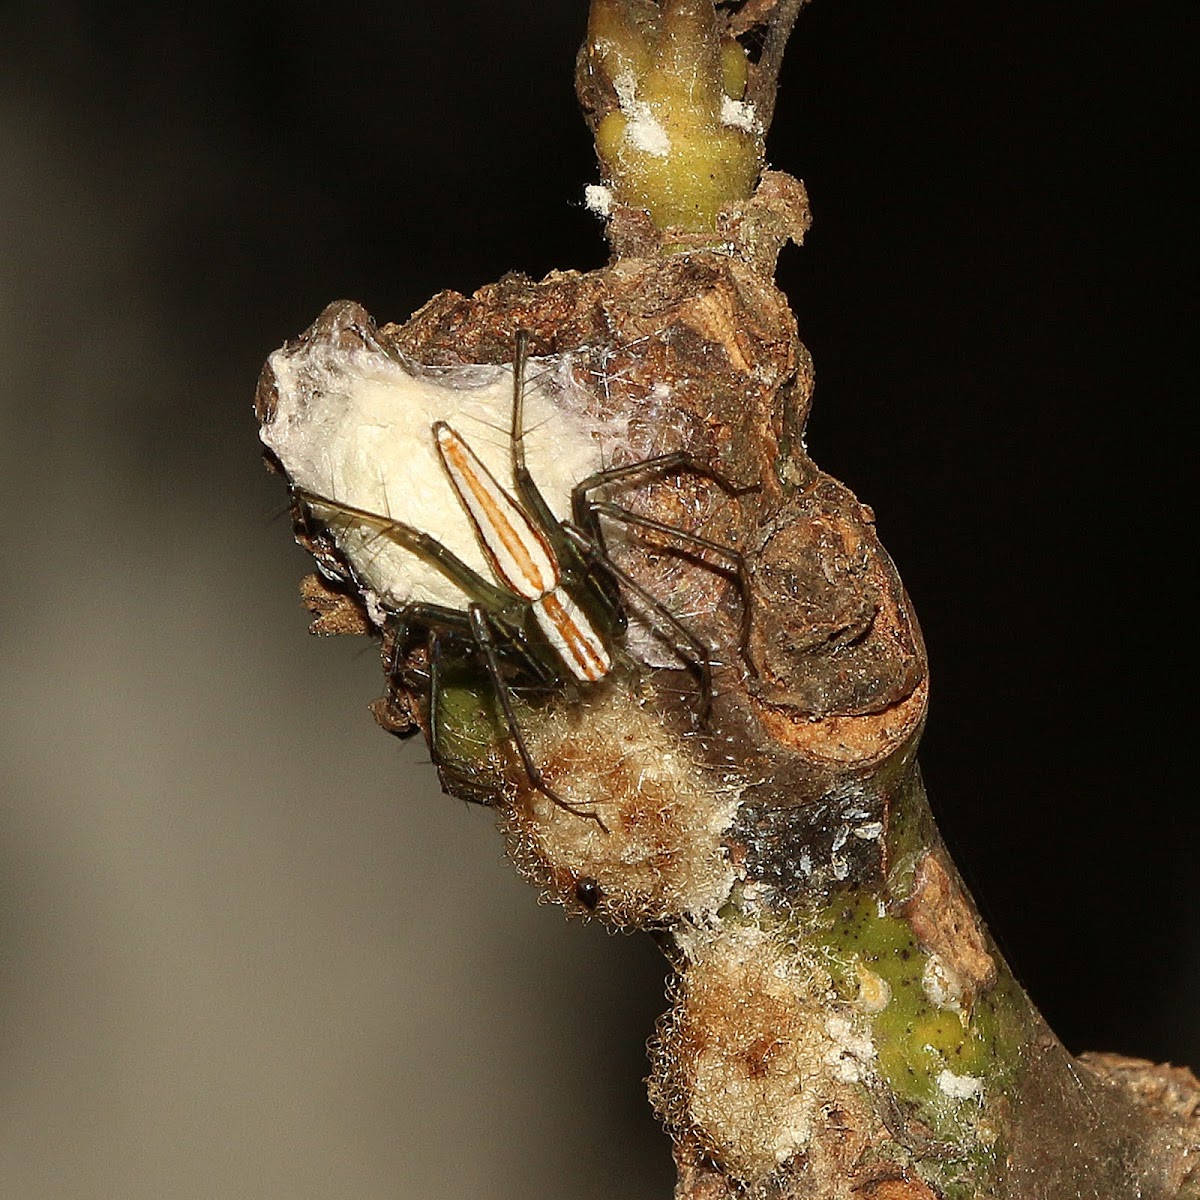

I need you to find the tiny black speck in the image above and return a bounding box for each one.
[575,876,603,910]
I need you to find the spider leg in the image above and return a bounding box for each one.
[378,599,477,735]
[345,319,404,364]
[383,599,558,723]
[382,600,474,709]
[374,610,426,732]
[380,601,561,809]
[570,450,757,536]
[490,331,624,642]
[293,486,516,614]
[504,332,626,630]
[507,330,575,557]
[588,499,755,672]
[468,602,609,832]
[562,522,716,721]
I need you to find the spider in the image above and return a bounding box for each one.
[292,332,752,829]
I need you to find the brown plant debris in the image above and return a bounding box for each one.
[904,851,997,996]
[257,24,1195,1187]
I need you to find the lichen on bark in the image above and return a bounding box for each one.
[255,3,1199,1196]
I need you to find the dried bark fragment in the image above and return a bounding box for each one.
[854,1178,940,1200]
[256,6,1193,1192]
[1080,1052,1200,1121]
[904,852,997,996]
[298,573,373,638]
[745,478,925,719]
[1077,1054,1200,1196]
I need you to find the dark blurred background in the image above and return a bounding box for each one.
[0,2,1191,1196]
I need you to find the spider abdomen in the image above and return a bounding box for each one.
[532,590,612,683]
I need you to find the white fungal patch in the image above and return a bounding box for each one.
[830,822,851,880]
[612,70,638,109]
[823,1014,877,1084]
[623,105,670,156]
[922,951,968,1019]
[613,70,671,157]
[584,183,613,216]
[937,1069,984,1101]
[260,326,607,620]
[720,94,759,133]
[853,821,884,840]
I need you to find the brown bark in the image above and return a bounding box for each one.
[255,4,1197,1196]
